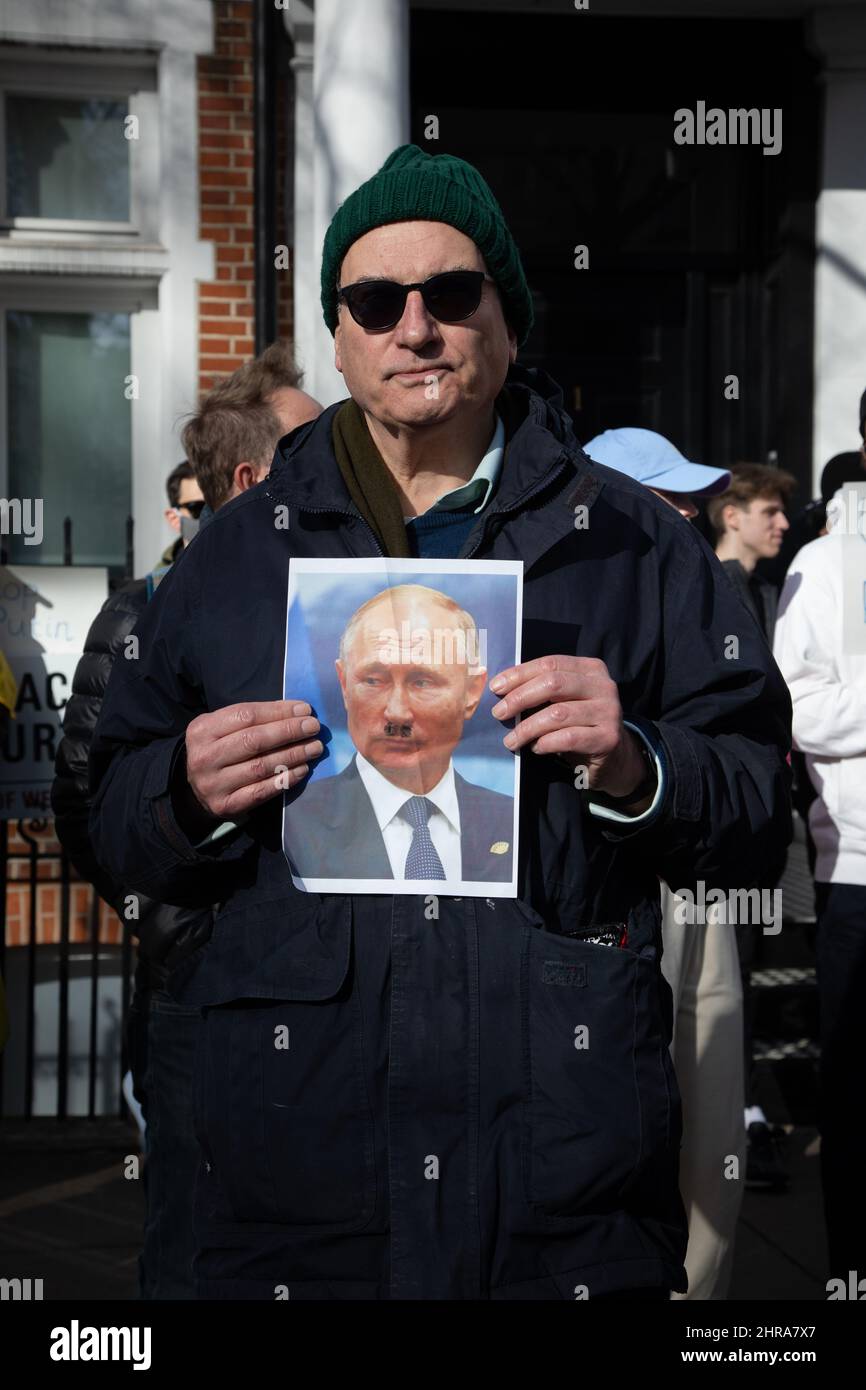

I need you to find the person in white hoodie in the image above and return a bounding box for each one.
[773,485,866,1281]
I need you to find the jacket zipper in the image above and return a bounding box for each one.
[266,498,386,558]
[464,455,569,558]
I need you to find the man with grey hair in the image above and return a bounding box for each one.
[283,583,512,881]
[90,144,790,1301]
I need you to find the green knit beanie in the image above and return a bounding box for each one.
[320,144,534,347]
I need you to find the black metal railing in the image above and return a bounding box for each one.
[0,512,138,1117]
[1,514,134,580]
[0,819,134,1120]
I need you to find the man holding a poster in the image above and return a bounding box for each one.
[90,145,791,1302]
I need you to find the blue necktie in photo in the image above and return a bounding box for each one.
[401,795,446,880]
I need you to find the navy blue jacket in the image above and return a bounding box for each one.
[283,756,514,882]
[88,365,791,1300]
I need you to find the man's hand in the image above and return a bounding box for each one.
[183,700,323,822]
[489,656,652,806]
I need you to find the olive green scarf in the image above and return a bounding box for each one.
[331,399,411,557]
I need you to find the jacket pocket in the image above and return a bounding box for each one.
[196,898,376,1230]
[520,918,671,1218]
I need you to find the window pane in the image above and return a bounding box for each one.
[6,310,132,568]
[5,96,130,221]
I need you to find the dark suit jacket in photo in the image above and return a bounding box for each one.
[283,755,514,883]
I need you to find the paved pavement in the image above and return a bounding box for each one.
[0,1119,142,1301]
[731,1126,827,1300]
[0,1113,828,1302]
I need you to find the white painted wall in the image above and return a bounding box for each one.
[287,1,317,391]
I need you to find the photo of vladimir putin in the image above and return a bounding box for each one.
[283,582,515,884]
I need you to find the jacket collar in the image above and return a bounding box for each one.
[266,364,604,527]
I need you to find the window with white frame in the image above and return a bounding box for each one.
[0,277,158,571]
[0,49,159,241]
[0,47,160,573]
[1,296,131,568]
[6,94,131,223]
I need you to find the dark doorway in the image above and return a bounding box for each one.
[410,11,819,496]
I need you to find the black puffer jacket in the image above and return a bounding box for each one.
[51,579,213,990]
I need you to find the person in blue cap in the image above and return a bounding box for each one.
[583,427,731,519]
[584,426,745,1301]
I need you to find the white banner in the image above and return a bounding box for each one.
[0,566,108,819]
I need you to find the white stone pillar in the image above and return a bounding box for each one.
[309,0,410,406]
[810,8,866,492]
[152,45,215,576]
[284,1,316,389]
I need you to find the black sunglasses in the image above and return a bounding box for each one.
[177,499,206,519]
[336,269,492,331]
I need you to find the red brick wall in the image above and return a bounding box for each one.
[274,58,294,345]
[197,0,294,396]
[198,0,256,393]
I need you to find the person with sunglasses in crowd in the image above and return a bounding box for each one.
[89,145,791,1302]
[157,460,206,571]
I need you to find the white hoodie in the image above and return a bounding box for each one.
[773,491,866,885]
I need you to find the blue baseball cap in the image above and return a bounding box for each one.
[583,428,731,498]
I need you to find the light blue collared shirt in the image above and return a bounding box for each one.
[404,412,505,520]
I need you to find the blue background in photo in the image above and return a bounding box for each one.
[284,569,519,797]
